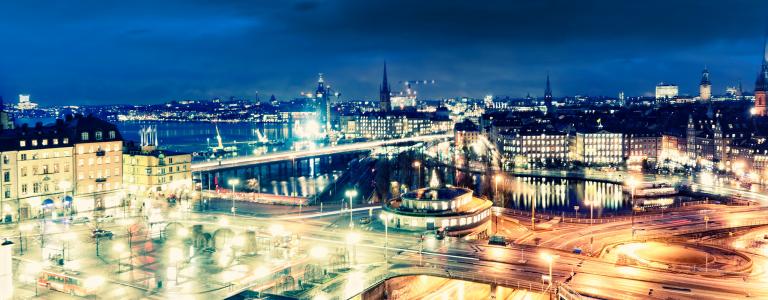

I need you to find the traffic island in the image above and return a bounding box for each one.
[601,241,752,276]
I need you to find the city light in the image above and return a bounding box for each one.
[3,5,768,299]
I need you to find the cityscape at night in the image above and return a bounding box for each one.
[3,1,768,300]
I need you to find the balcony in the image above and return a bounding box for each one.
[95,178,107,183]
[95,150,106,156]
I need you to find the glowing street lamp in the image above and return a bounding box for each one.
[228,179,240,216]
[345,189,358,228]
[540,253,557,287]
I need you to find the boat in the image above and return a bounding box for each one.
[624,181,678,198]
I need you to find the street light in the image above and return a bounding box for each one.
[413,161,422,188]
[228,179,240,216]
[540,253,557,287]
[345,190,358,228]
[626,178,639,239]
[380,213,391,261]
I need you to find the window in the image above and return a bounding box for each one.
[2,155,7,164]
[3,187,9,198]
[78,159,84,166]
[63,138,69,144]
[81,132,89,141]
[95,131,103,140]
[2,171,9,182]
[21,184,27,194]
[109,131,115,139]
[33,183,40,193]
[19,140,26,147]
[42,139,48,146]
[53,138,58,145]
[20,167,27,177]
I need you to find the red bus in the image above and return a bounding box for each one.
[37,269,103,296]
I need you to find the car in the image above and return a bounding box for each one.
[71,217,90,224]
[572,247,583,254]
[91,229,113,239]
[96,215,114,223]
[488,235,508,246]
[358,217,371,224]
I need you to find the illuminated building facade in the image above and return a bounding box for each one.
[70,115,123,213]
[382,187,492,236]
[0,122,73,222]
[699,68,711,102]
[355,111,430,139]
[655,83,678,100]
[123,126,192,201]
[573,129,624,166]
[498,127,569,167]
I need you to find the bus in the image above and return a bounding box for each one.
[37,269,104,297]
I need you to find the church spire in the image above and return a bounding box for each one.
[544,73,553,108]
[379,62,391,112]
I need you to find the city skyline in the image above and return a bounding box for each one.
[2,1,768,105]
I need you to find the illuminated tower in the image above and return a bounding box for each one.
[699,67,711,102]
[379,62,391,112]
[755,47,768,116]
[315,73,331,134]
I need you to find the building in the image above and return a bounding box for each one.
[624,131,661,165]
[381,187,492,236]
[0,122,73,222]
[379,63,392,112]
[655,83,679,100]
[0,115,122,222]
[572,125,624,166]
[0,98,12,131]
[754,50,768,116]
[699,68,711,102]
[69,115,124,213]
[313,73,332,135]
[498,127,570,168]
[355,111,431,140]
[454,119,479,150]
[123,126,193,204]
[16,94,37,110]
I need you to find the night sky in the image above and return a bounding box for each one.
[1,0,768,105]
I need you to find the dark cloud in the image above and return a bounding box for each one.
[0,0,766,105]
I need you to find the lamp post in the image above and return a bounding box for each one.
[627,178,638,239]
[228,179,240,216]
[541,253,557,287]
[413,161,422,188]
[345,190,357,228]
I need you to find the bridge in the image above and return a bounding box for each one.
[191,134,452,172]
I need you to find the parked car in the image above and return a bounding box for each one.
[358,217,371,225]
[96,215,114,223]
[91,229,113,239]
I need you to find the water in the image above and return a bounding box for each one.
[118,121,292,156]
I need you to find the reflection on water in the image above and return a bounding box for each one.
[502,177,625,216]
[431,166,675,215]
